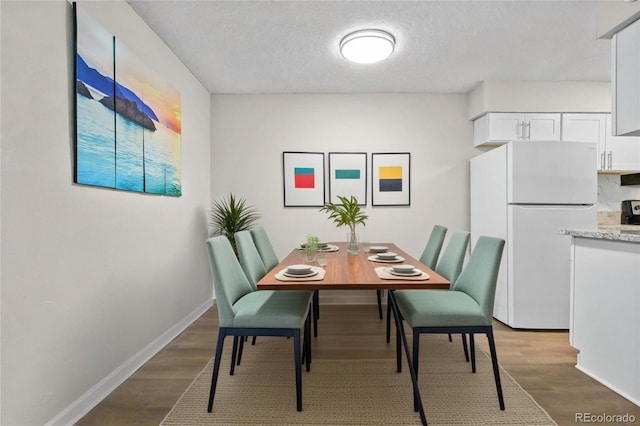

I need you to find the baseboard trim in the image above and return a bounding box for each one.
[46,299,213,426]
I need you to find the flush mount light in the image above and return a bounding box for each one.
[339,29,395,64]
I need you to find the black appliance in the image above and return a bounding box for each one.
[621,200,640,224]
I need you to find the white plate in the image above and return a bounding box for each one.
[286,264,313,275]
[283,270,319,279]
[376,252,397,260]
[300,243,329,249]
[393,265,416,273]
[369,246,388,253]
[387,268,422,277]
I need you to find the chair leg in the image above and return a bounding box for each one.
[208,329,227,412]
[376,289,383,319]
[396,322,402,373]
[486,329,505,410]
[388,292,428,426]
[412,330,420,412]
[386,294,392,343]
[470,333,476,373]
[252,336,257,345]
[303,309,312,371]
[313,290,319,337]
[236,336,245,366]
[293,329,303,411]
[230,336,239,375]
[448,333,453,342]
[461,333,470,362]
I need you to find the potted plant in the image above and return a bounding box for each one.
[319,195,368,254]
[208,193,260,256]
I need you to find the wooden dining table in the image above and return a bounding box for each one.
[256,241,449,291]
[256,241,447,426]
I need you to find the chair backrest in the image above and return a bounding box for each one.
[435,231,470,284]
[235,230,268,290]
[419,225,448,268]
[452,236,505,324]
[205,236,255,327]
[250,227,280,271]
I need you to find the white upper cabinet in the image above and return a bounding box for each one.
[473,113,561,147]
[562,113,606,170]
[605,114,640,171]
[562,113,640,172]
[612,18,640,137]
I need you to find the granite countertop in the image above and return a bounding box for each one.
[561,225,640,243]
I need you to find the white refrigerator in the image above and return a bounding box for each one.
[470,141,597,329]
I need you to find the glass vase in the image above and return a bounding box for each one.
[347,231,360,255]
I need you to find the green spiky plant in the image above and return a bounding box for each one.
[208,193,261,256]
[319,195,368,254]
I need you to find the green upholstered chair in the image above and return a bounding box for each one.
[236,230,268,290]
[419,224,448,267]
[385,225,448,342]
[391,235,506,416]
[205,236,313,412]
[250,226,280,271]
[251,226,321,336]
[434,231,471,358]
[235,230,317,361]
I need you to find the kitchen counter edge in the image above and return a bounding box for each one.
[560,226,640,243]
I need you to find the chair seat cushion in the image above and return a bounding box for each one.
[394,289,491,327]
[232,290,312,329]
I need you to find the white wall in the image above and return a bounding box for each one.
[1,2,212,424]
[210,94,475,303]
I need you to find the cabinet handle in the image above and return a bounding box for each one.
[608,151,612,170]
[601,152,605,169]
[519,122,525,140]
[525,122,531,140]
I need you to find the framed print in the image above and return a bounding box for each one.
[282,152,325,207]
[328,152,367,205]
[371,152,411,206]
[74,3,182,196]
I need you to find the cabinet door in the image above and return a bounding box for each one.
[606,114,640,171]
[525,113,561,141]
[487,113,524,142]
[561,113,606,170]
[613,19,640,136]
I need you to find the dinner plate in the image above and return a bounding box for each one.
[387,267,422,277]
[300,243,329,249]
[369,255,404,263]
[376,252,397,260]
[283,270,319,279]
[369,246,388,253]
[392,264,416,274]
[286,264,313,275]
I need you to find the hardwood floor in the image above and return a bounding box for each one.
[76,304,640,425]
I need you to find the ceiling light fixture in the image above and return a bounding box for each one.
[339,29,395,64]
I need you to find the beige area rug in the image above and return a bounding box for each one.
[161,335,556,425]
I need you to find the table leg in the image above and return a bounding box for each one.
[388,290,427,426]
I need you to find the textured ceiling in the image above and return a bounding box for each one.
[127,1,611,94]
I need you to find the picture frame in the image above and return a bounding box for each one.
[371,152,411,206]
[328,152,367,205]
[73,3,182,196]
[282,151,325,207]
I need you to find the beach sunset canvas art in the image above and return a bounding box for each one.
[74,3,182,196]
